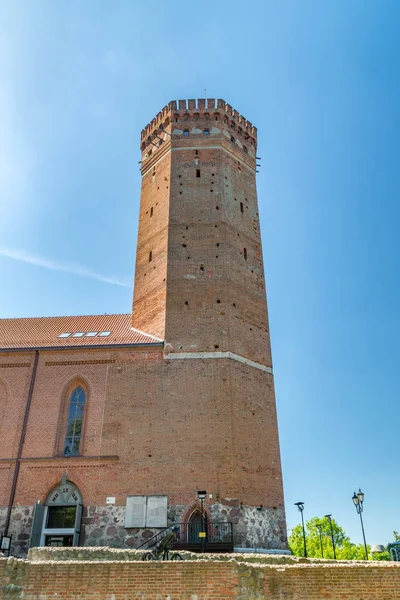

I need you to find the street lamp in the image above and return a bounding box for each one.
[352,488,368,560]
[316,523,324,558]
[294,502,307,558]
[197,490,207,553]
[324,514,336,559]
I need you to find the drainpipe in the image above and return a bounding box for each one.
[3,350,39,536]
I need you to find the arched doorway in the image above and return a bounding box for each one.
[187,509,207,543]
[39,476,83,547]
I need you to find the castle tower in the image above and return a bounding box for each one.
[131,99,287,550]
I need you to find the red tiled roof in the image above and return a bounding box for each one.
[0,314,163,350]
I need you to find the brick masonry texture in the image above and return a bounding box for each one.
[2,549,400,600]
[0,99,287,555]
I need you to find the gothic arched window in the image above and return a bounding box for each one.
[64,386,86,456]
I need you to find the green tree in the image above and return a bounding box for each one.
[289,516,369,560]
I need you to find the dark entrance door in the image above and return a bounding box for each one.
[188,512,207,543]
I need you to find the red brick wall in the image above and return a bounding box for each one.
[131,148,171,339]
[2,556,400,600]
[0,344,282,510]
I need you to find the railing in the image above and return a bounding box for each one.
[173,521,233,545]
[390,542,400,561]
[136,521,233,550]
[136,524,177,550]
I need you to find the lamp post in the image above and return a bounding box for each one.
[197,490,207,553]
[352,488,368,560]
[294,502,307,558]
[324,514,336,559]
[316,523,324,558]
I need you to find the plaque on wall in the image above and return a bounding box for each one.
[146,496,168,528]
[125,496,146,528]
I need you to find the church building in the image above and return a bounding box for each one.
[0,98,287,556]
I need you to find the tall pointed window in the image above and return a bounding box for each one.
[64,386,86,456]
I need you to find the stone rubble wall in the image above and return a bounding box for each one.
[0,506,34,558]
[82,503,287,550]
[2,502,287,558]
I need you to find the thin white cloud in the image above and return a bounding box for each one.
[0,246,131,288]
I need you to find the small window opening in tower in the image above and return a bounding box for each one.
[150,207,153,217]
[231,136,235,143]
[149,251,152,263]
[243,145,248,153]
[240,202,244,213]
[195,150,198,155]
[200,265,204,272]
[243,248,247,260]
[231,121,236,129]
[183,129,189,136]
[148,148,152,156]
[196,169,201,178]
[204,129,209,135]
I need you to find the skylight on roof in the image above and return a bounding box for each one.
[85,331,98,337]
[99,331,112,337]
[72,332,85,338]
[58,333,71,338]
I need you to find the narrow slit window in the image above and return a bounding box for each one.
[150,207,153,217]
[183,129,189,136]
[240,202,244,213]
[243,248,247,260]
[149,251,152,262]
[203,129,209,135]
[196,169,201,178]
[231,136,235,143]
[64,386,86,457]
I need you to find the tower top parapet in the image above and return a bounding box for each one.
[140,98,257,147]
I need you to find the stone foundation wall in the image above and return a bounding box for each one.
[1,501,287,558]
[0,506,34,558]
[2,549,400,600]
[82,503,286,550]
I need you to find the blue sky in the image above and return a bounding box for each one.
[1,0,399,547]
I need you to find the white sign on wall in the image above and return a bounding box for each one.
[146,496,168,528]
[124,495,168,528]
[125,496,147,528]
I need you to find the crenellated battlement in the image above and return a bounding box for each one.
[140,99,257,153]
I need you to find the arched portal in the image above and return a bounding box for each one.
[187,508,208,543]
[39,476,83,547]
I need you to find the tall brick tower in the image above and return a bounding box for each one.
[131,99,287,549]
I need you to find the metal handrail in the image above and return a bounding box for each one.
[136,524,177,550]
[137,521,233,550]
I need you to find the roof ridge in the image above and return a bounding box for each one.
[0,313,130,322]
